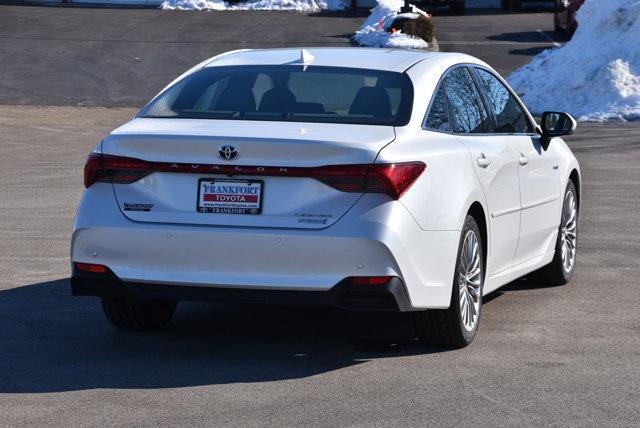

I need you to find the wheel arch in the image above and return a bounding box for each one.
[467,201,488,269]
[569,168,581,208]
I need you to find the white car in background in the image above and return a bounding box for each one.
[72,48,580,348]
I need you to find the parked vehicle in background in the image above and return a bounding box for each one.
[555,0,585,38]
[418,0,465,14]
[501,0,554,10]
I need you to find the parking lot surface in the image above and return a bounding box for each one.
[0,5,562,106]
[0,5,639,426]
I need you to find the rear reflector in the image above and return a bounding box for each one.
[75,262,108,274]
[84,153,425,200]
[351,276,393,286]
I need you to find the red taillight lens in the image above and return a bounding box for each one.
[84,153,103,188]
[75,262,108,274]
[366,162,426,200]
[84,153,152,188]
[309,165,369,193]
[351,276,393,286]
[311,162,425,199]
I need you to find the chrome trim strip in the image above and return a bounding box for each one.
[522,195,559,211]
[491,206,521,218]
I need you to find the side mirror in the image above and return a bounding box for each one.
[540,111,577,150]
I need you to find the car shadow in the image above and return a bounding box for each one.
[488,30,567,44]
[483,274,563,305]
[426,7,554,16]
[0,278,446,394]
[308,10,371,18]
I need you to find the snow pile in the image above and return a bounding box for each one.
[353,0,428,49]
[508,0,640,121]
[161,0,347,12]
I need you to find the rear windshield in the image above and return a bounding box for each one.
[139,65,413,126]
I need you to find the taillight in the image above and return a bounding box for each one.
[310,162,425,199]
[84,153,152,188]
[83,152,425,199]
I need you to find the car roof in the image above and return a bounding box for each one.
[203,47,481,73]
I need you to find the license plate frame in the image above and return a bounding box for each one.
[196,178,264,215]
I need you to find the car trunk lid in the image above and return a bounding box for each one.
[100,118,396,229]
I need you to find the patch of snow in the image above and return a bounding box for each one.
[508,0,640,121]
[353,0,429,49]
[161,0,347,12]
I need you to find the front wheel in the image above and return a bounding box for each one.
[414,215,484,348]
[535,181,579,285]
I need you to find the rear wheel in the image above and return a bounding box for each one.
[101,298,177,331]
[535,181,578,285]
[554,13,563,33]
[415,215,484,348]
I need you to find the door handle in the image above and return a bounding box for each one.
[477,153,491,168]
[519,153,528,166]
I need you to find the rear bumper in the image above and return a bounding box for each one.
[72,184,461,309]
[71,267,413,312]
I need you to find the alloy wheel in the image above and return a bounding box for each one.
[458,230,482,332]
[560,190,578,274]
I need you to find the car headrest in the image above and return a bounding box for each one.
[349,87,392,117]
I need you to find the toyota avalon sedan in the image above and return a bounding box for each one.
[72,48,580,348]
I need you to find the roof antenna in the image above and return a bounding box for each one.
[299,49,315,70]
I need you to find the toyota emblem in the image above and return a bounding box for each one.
[218,145,239,161]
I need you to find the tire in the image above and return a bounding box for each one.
[414,215,484,348]
[449,0,465,14]
[554,13,563,33]
[534,181,579,286]
[101,297,177,331]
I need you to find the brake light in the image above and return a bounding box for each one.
[75,262,108,274]
[351,276,393,286]
[83,153,425,199]
[84,153,153,188]
[310,162,425,199]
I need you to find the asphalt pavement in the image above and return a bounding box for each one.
[0,5,563,106]
[0,4,639,426]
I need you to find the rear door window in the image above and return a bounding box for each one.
[441,67,493,134]
[475,68,533,134]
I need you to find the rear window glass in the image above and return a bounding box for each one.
[139,65,413,126]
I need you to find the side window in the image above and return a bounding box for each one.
[475,68,533,134]
[442,67,492,134]
[424,85,451,132]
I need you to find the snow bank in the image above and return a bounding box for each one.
[161,0,347,12]
[508,0,640,121]
[353,0,428,49]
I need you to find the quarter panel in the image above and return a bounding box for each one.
[378,128,481,231]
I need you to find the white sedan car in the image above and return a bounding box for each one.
[72,48,580,348]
